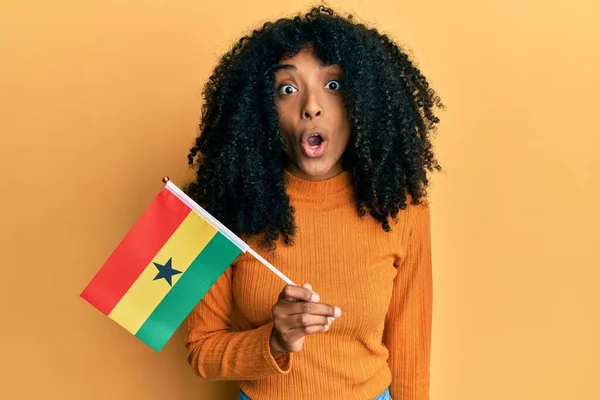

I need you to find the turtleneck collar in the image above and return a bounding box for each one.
[283,168,353,198]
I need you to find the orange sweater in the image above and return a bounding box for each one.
[185,169,433,400]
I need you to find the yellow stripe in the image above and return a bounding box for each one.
[108,211,217,334]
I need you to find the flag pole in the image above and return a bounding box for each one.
[161,176,296,287]
[245,247,295,286]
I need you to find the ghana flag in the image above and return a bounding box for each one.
[80,178,249,352]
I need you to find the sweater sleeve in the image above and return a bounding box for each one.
[384,197,433,400]
[185,265,293,380]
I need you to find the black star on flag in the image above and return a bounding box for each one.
[152,257,182,286]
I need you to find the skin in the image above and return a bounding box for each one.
[274,47,351,180]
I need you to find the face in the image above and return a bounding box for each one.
[274,48,351,180]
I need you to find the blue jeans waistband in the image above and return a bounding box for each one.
[239,387,391,400]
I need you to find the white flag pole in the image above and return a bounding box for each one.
[246,247,295,286]
[162,177,296,286]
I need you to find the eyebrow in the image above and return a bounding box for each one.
[273,63,337,72]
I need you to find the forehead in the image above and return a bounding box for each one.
[276,48,341,73]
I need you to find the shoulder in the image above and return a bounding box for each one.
[403,189,430,217]
[391,189,431,236]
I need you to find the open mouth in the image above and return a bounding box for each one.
[306,134,323,147]
[301,132,328,158]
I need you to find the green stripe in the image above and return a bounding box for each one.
[135,232,242,351]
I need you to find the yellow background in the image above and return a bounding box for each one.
[1,0,598,399]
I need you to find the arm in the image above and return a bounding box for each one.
[185,266,293,380]
[383,197,433,399]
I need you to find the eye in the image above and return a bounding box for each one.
[325,80,341,91]
[278,84,297,95]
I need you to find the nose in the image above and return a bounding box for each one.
[301,90,323,120]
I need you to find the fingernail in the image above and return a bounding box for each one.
[311,293,320,302]
[328,317,335,324]
[324,324,330,331]
[334,307,342,317]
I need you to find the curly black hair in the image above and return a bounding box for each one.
[184,5,444,250]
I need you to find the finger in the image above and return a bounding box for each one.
[287,314,330,329]
[279,284,319,303]
[288,324,330,337]
[288,301,341,318]
[275,312,329,332]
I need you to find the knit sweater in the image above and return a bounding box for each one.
[185,169,433,400]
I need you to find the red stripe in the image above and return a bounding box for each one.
[80,188,191,315]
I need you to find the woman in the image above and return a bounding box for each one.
[184,5,444,400]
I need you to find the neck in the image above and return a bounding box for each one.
[284,161,345,181]
[283,167,352,198]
